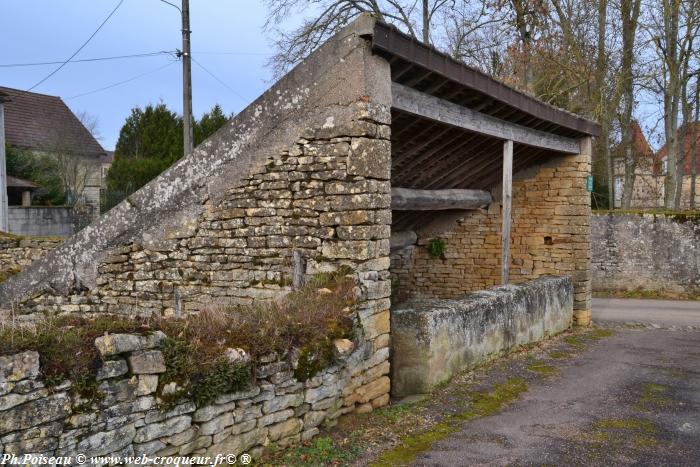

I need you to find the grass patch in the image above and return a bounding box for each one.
[583,417,662,451]
[526,360,559,377]
[377,403,419,424]
[587,328,614,339]
[548,350,572,359]
[371,378,528,466]
[272,436,362,466]
[635,383,672,411]
[563,335,587,349]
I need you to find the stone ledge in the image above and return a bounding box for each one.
[391,276,573,397]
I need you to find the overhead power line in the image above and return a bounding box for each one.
[66,60,177,99]
[191,56,247,102]
[1,51,176,68]
[26,0,125,92]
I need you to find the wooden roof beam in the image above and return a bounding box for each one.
[391,187,492,211]
[392,83,582,154]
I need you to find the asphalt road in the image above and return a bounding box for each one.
[593,297,700,327]
[413,300,700,466]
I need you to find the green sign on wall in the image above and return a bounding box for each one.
[586,175,593,192]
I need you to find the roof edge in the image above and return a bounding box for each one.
[371,21,600,138]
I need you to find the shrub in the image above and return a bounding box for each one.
[0,269,357,407]
[427,238,446,259]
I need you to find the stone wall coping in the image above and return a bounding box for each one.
[393,276,572,315]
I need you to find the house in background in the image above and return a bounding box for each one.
[611,121,660,208]
[655,122,700,209]
[611,121,700,209]
[0,86,106,236]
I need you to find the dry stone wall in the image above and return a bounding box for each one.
[0,235,63,282]
[592,212,700,294]
[390,150,592,325]
[0,16,392,454]
[0,331,389,460]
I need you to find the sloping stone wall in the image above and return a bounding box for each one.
[592,212,700,294]
[390,149,591,325]
[0,15,392,448]
[391,276,573,397]
[0,331,389,459]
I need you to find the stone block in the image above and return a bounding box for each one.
[0,351,40,382]
[134,416,191,443]
[0,393,71,435]
[96,359,129,380]
[268,418,303,442]
[391,277,573,397]
[77,424,136,457]
[128,350,166,374]
[95,332,166,357]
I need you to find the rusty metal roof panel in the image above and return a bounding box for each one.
[372,22,600,138]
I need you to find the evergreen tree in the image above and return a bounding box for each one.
[104,103,230,211]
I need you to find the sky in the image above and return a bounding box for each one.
[1,0,280,150]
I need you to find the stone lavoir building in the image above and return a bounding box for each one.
[0,15,597,459]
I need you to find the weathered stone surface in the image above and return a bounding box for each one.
[193,401,236,422]
[3,435,59,454]
[592,213,700,295]
[305,382,338,404]
[268,418,302,442]
[76,424,136,457]
[0,388,48,411]
[391,277,573,397]
[263,393,303,414]
[128,350,166,374]
[207,427,266,457]
[136,374,158,396]
[303,410,326,429]
[258,408,294,427]
[0,393,71,435]
[96,359,129,380]
[199,413,234,436]
[94,332,166,357]
[214,386,260,405]
[0,351,40,382]
[134,416,191,443]
[144,402,195,424]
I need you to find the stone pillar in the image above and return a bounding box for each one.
[21,190,31,207]
[572,137,592,326]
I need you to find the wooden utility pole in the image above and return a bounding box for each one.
[181,0,193,156]
[0,92,8,232]
[502,140,513,285]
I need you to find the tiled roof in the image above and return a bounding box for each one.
[0,86,105,158]
[6,176,39,189]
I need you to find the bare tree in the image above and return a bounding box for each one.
[618,0,643,209]
[644,0,700,208]
[264,0,454,76]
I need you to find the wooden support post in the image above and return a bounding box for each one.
[502,140,513,285]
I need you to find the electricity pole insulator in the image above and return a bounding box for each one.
[181,0,193,157]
